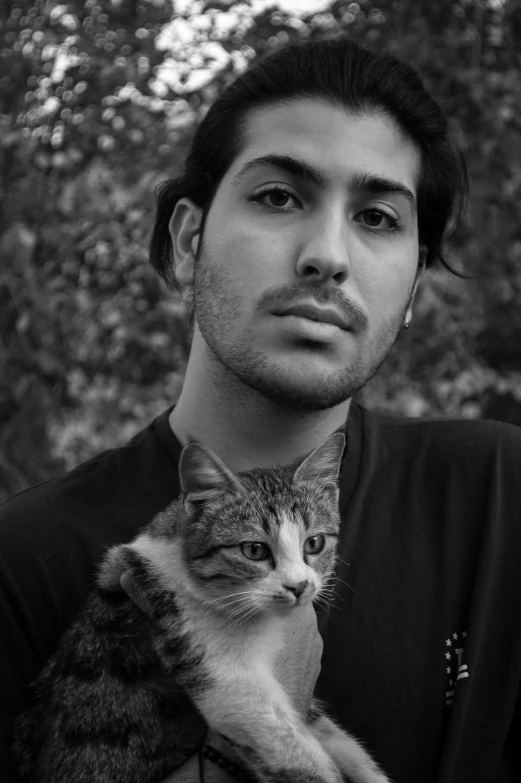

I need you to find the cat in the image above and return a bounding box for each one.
[13,432,389,783]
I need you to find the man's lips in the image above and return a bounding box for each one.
[274,302,351,331]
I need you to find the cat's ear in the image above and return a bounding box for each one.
[179,442,245,504]
[293,431,345,489]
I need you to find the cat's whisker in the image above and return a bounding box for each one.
[314,597,333,621]
[210,588,272,607]
[320,579,338,592]
[212,597,263,630]
[214,598,259,614]
[317,573,354,608]
[316,583,336,598]
[215,593,255,609]
[320,590,335,602]
[226,603,263,632]
[317,600,335,611]
[320,577,336,586]
[313,594,331,610]
[318,584,350,610]
[228,600,259,621]
[206,590,262,605]
[211,595,261,615]
[319,579,335,590]
[220,597,260,615]
[221,609,259,629]
[230,597,265,621]
[328,573,358,597]
[241,606,264,627]
[218,603,260,633]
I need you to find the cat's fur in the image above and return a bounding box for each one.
[13,433,389,783]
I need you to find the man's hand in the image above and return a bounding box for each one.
[275,602,323,718]
[120,572,324,781]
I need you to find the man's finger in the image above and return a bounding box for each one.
[120,570,149,613]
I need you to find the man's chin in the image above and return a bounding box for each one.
[238,372,359,412]
[204,336,372,411]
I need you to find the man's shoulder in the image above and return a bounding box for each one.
[0,408,181,539]
[359,403,521,470]
[363,402,521,445]
[1,445,124,525]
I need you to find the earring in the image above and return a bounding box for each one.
[403,316,411,330]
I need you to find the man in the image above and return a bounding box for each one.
[1,37,520,782]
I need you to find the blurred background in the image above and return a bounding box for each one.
[0,0,520,503]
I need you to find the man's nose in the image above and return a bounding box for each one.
[295,212,350,284]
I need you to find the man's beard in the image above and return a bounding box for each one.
[193,244,411,413]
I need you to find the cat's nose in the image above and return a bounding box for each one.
[284,581,308,599]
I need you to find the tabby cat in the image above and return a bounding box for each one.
[13,432,389,783]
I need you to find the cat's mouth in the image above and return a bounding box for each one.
[273,589,315,608]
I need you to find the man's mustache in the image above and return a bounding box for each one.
[257,283,368,332]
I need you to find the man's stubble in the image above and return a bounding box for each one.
[192,243,411,413]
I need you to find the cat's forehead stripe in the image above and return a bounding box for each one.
[276,512,303,556]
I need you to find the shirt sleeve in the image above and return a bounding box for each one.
[0,552,40,782]
[0,498,96,781]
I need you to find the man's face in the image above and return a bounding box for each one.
[191,99,422,411]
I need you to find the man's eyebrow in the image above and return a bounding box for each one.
[231,154,417,216]
[232,154,326,188]
[351,171,417,217]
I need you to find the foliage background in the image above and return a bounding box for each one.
[1,0,520,503]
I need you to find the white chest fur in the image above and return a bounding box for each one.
[131,533,287,684]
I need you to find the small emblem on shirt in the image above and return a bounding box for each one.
[445,630,469,706]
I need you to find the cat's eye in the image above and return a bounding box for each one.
[241,541,270,561]
[304,534,326,555]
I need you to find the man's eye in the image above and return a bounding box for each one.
[358,209,400,231]
[250,188,298,211]
[268,190,292,208]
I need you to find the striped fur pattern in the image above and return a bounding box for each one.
[13,433,389,783]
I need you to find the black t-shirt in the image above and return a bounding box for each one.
[1,402,520,782]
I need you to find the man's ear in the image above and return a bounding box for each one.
[168,198,203,287]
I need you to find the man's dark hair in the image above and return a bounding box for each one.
[149,37,468,287]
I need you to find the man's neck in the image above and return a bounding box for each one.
[169,340,351,473]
